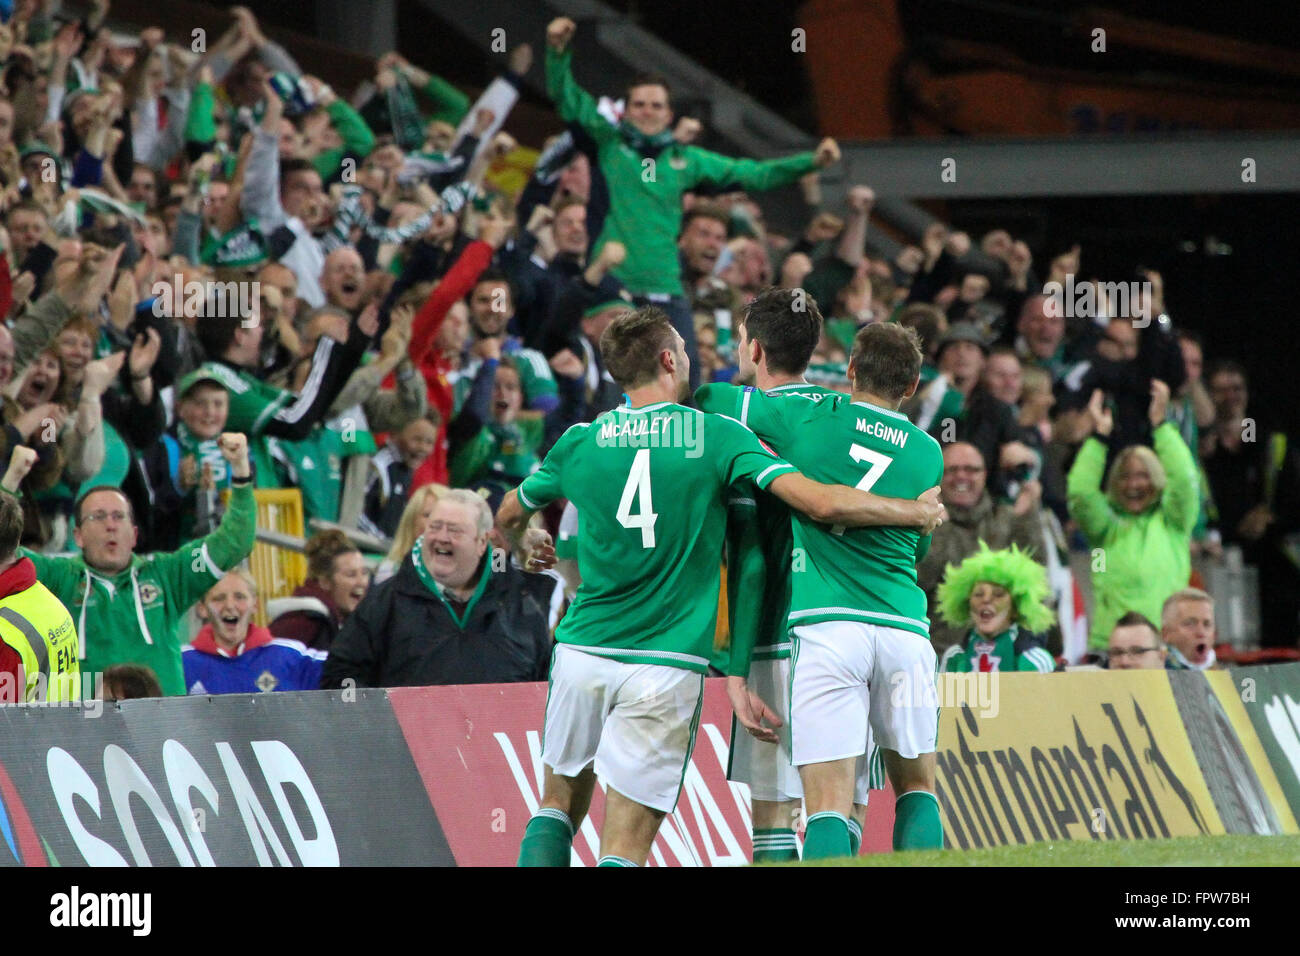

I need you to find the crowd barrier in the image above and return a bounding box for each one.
[1,665,1296,866]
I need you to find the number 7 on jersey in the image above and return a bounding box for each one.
[831,443,892,534]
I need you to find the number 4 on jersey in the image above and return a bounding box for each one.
[617,448,659,548]
[831,443,892,535]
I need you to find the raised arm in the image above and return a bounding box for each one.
[768,473,945,530]
[686,137,837,195]
[543,18,618,147]
[1066,389,1118,542]
[1149,381,1198,534]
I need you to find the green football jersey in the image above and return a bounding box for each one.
[517,401,796,674]
[192,360,293,435]
[698,383,944,638]
[449,415,544,488]
[719,382,841,676]
[267,427,378,523]
[456,346,558,410]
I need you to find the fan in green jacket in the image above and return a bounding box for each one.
[1067,383,1198,649]
[936,543,1057,673]
[22,434,258,697]
[543,16,840,298]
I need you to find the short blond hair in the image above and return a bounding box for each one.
[1020,364,1051,398]
[1105,444,1167,507]
[1161,587,1213,629]
[205,565,258,601]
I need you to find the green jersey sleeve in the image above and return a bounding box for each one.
[682,146,818,194]
[312,100,377,181]
[694,382,745,420]
[696,383,798,443]
[708,414,795,491]
[544,49,619,148]
[150,483,257,623]
[517,422,586,510]
[419,72,471,124]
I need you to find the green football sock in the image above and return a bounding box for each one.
[802,812,851,860]
[597,855,638,867]
[752,827,798,863]
[893,791,943,851]
[517,810,574,867]
[847,817,863,855]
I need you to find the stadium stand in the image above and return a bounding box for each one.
[0,0,1296,874]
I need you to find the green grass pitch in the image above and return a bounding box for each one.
[795,835,1300,866]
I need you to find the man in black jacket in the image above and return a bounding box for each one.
[321,489,559,688]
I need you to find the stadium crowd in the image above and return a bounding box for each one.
[0,0,1295,705]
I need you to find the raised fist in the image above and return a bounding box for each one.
[598,240,627,270]
[1,444,37,493]
[813,137,841,169]
[945,231,971,259]
[81,350,126,397]
[1148,378,1170,428]
[846,185,876,213]
[673,117,702,145]
[218,433,250,475]
[547,17,576,52]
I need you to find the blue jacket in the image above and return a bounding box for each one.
[183,624,325,694]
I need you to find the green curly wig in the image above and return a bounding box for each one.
[936,543,1056,634]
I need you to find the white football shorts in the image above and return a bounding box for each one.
[790,620,938,766]
[729,655,883,805]
[542,644,705,813]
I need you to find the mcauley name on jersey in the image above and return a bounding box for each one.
[595,407,704,456]
[855,416,910,448]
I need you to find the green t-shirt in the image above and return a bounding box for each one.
[192,360,305,489]
[938,626,1056,673]
[449,415,544,488]
[173,423,235,539]
[200,219,268,268]
[457,347,558,411]
[517,401,796,674]
[268,427,378,523]
[176,423,233,487]
[193,361,293,435]
[698,384,943,638]
[720,382,841,676]
[546,48,817,297]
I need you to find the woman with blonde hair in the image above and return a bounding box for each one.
[375,483,449,584]
[1067,384,1198,649]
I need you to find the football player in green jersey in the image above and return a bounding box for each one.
[498,307,945,867]
[717,289,884,862]
[699,322,947,858]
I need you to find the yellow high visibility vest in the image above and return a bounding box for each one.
[0,581,79,703]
